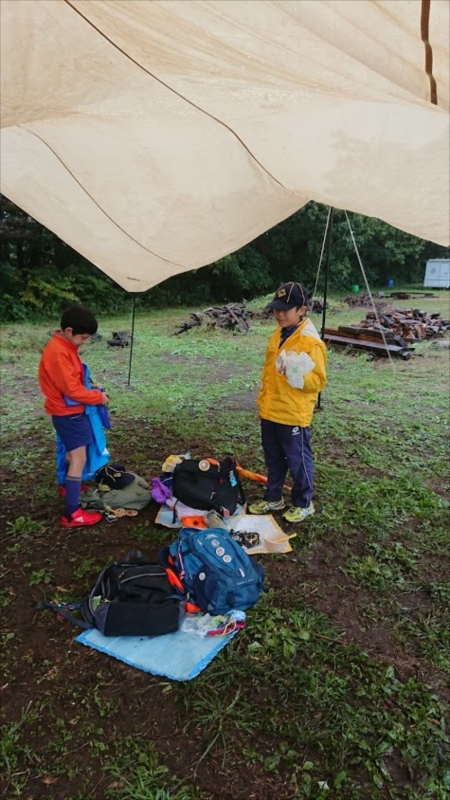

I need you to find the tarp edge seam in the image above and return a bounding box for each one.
[18,123,189,271]
[63,0,300,198]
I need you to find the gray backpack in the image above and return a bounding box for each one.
[80,473,151,511]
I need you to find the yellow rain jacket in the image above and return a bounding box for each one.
[257,318,327,427]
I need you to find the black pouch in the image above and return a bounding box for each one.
[92,598,182,637]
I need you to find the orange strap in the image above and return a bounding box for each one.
[165,566,201,613]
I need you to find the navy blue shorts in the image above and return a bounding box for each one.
[52,413,94,452]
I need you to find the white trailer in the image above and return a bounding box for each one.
[424,259,450,289]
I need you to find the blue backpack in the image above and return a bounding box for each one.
[159,528,266,615]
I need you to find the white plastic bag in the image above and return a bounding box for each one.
[276,349,315,388]
[181,610,246,637]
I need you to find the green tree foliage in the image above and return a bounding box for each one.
[0,195,448,321]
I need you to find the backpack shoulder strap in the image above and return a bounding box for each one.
[158,545,171,570]
[224,459,246,507]
[35,601,91,629]
[237,475,246,506]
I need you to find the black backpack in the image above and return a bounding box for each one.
[37,551,184,637]
[172,457,245,516]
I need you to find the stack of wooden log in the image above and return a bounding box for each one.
[344,293,386,308]
[361,308,450,341]
[323,326,414,359]
[324,307,449,359]
[379,291,436,300]
[175,303,252,334]
[175,298,326,335]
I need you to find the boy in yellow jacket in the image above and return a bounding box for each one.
[249,282,327,523]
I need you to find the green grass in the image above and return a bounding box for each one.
[1,290,449,799]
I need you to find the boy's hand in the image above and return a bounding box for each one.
[100,391,109,405]
[275,349,287,375]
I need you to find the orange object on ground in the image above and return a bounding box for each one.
[236,464,292,492]
[179,515,208,529]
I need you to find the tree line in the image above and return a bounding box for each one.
[0,194,448,321]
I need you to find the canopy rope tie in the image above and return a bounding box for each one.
[344,211,397,378]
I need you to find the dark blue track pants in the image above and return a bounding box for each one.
[261,419,314,509]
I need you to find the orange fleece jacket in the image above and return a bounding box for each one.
[38,332,103,416]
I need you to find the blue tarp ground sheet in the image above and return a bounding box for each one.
[76,626,239,681]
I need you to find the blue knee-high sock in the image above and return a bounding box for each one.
[65,476,81,518]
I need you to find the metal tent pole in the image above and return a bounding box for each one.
[317,207,334,410]
[127,294,137,387]
[320,207,334,341]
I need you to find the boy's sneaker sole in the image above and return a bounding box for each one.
[282,503,315,523]
[248,499,285,514]
[61,509,103,528]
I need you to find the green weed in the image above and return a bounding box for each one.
[106,737,201,800]
[345,542,420,592]
[74,556,103,583]
[29,569,53,587]
[6,516,44,537]
[0,702,35,796]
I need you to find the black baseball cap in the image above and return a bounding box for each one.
[268,282,309,311]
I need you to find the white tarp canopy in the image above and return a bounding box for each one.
[1,0,449,292]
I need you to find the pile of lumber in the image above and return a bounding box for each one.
[175,303,251,334]
[360,308,450,341]
[323,326,414,359]
[175,298,326,335]
[379,291,436,300]
[324,308,449,359]
[344,293,387,309]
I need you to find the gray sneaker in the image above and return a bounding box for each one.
[282,502,315,523]
[248,498,285,514]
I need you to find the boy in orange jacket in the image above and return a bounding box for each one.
[249,282,327,523]
[38,305,109,528]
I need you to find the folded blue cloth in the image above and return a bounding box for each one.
[56,365,110,483]
[76,626,239,681]
[97,401,111,430]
